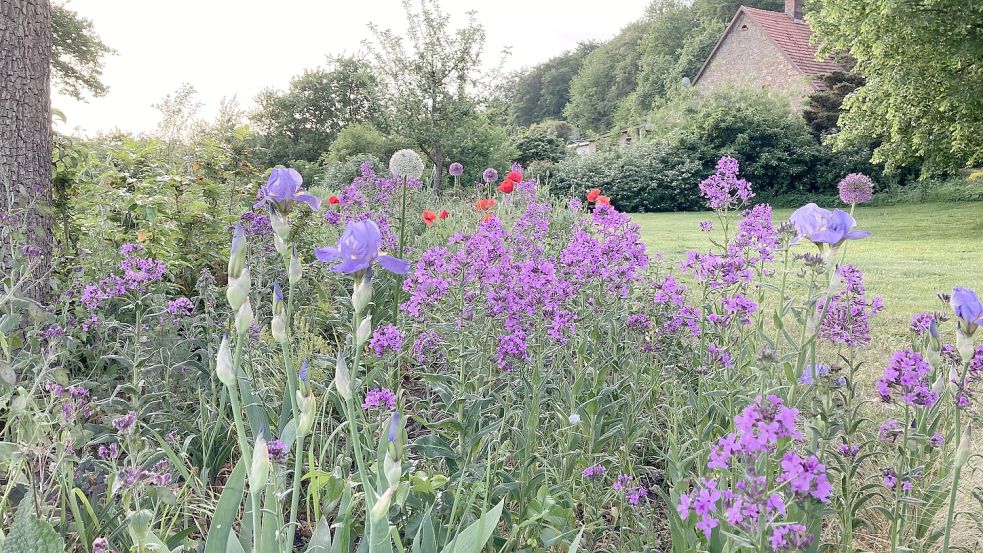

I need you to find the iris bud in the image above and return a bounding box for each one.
[226,268,251,310]
[288,248,302,284]
[352,275,373,314]
[216,334,234,387]
[272,312,287,344]
[228,223,247,278]
[270,210,291,241]
[356,314,372,347]
[370,485,396,523]
[335,356,351,401]
[956,328,975,363]
[274,234,288,257]
[250,432,270,491]
[235,298,254,336]
[296,390,315,437]
[955,425,972,469]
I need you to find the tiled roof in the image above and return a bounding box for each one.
[692,6,843,90]
[740,6,842,82]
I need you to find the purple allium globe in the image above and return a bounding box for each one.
[482,167,498,183]
[837,173,874,205]
[448,162,464,177]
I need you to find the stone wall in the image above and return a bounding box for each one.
[694,12,815,112]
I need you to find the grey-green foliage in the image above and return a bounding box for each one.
[511,42,598,127]
[0,499,65,553]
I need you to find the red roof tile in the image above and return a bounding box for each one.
[740,6,842,83]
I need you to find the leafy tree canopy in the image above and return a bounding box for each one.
[52,3,115,99]
[510,42,598,127]
[810,0,983,175]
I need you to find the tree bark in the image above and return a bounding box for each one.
[0,0,54,303]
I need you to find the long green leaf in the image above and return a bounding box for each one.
[439,499,504,553]
[204,458,247,553]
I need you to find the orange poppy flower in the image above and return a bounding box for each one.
[596,195,611,206]
[422,209,436,226]
[586,188,601,202]
[475,198,496,211]
[482,213,494,222]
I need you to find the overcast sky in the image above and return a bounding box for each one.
[52,0,652,136]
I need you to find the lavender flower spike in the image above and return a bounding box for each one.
[254,167,322,213]
[314,219,409,275]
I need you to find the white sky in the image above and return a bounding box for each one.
[52,0,652,136]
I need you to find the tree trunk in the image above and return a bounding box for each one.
[0,0,54,303]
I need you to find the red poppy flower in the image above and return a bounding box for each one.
[438,209,449,219]
[475,198,496,211]
[586,188,601,202]
[328,195,340,205]
[482,213,494,222]
[422,209,436,226]
[498,179,515,194]
[596,195,611,206]
[506,170,523,183]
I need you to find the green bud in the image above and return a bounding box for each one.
[352,275,373,314]
[370,485,397,523]
[226,267,251,310]
[235,298,254,336]
[216,334,235,387]
[271,312,287,344]
[274,233,288,257]
[956,328,975,363]
[296,390,315,437]
[335,356,351,401]
[955,425,972,469]
[288,248,302,284]
[250,432,270,492]
[229,224,247,278]
[270,211,291,241]
[356,314,372,347]
[384,450,401,488]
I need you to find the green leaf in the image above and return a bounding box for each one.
[204,457,246,553]
[0,499,65,553]
[306,518,332,553]
[567,527,584,553]
[439,499,504,553]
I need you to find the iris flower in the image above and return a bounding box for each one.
[254,167,321,213]
[314,219,409,274]
[951,287,983,332]
[789,203,870,246]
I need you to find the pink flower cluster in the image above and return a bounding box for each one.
[698,156,754,210]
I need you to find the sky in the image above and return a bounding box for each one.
[52,0,652,136]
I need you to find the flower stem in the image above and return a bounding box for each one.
[941,359,970,553]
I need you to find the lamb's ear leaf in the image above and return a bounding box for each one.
[0,496,66,553]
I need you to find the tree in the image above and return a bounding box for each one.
[512,127,568,166]
[564,20,649,134]
[251,55,380,165]
[1,0,55,301]
[51,3,114,99]
[810,0,983,175]
[511,42,597,127]
[803,71,864,139]
[327,122,390,162]
[368,0,493,190]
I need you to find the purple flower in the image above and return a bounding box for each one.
[838,173,874,205]
[790,204,871,247]
[482,167,498,183]
[314,219,409,274]
[267,439,288,464]
[370,324,404,357]
[770,524,813,551]
[876,349,937,408]
[93,537,111,553]
[164,297,194,323]
[951,287,983,331]
[799,364,830,385]
[699,220,713,232]
[930,432,944,449]
[254,167,321,213]
[362,387,396,411]
[582,464,606,479]
[909,312,935,334]
[698,156,754,210]
[112,412,137,435]
[788,203,831,244]
[878,419,901,441]
[838,443,860,457]
[448,162,464,177]
[299,359,309,384]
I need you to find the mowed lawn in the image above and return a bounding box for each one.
[632,201,983,361]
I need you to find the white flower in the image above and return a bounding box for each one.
[568,413,581,425]
[389,149,424,180]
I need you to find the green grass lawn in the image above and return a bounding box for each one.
[632,201,983,361]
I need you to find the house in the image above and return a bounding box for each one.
[691,0,843,112]
[568,124,651,156]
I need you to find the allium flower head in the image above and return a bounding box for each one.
[314,219,409,274]
[389,149,424,180]
[254,167,321,213]
[482,167,498,183]
[448,162,464,177]
[838,173,874,205]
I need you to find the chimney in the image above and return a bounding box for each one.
[785,0,804,21]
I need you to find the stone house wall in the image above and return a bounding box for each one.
[694,12,815,112]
